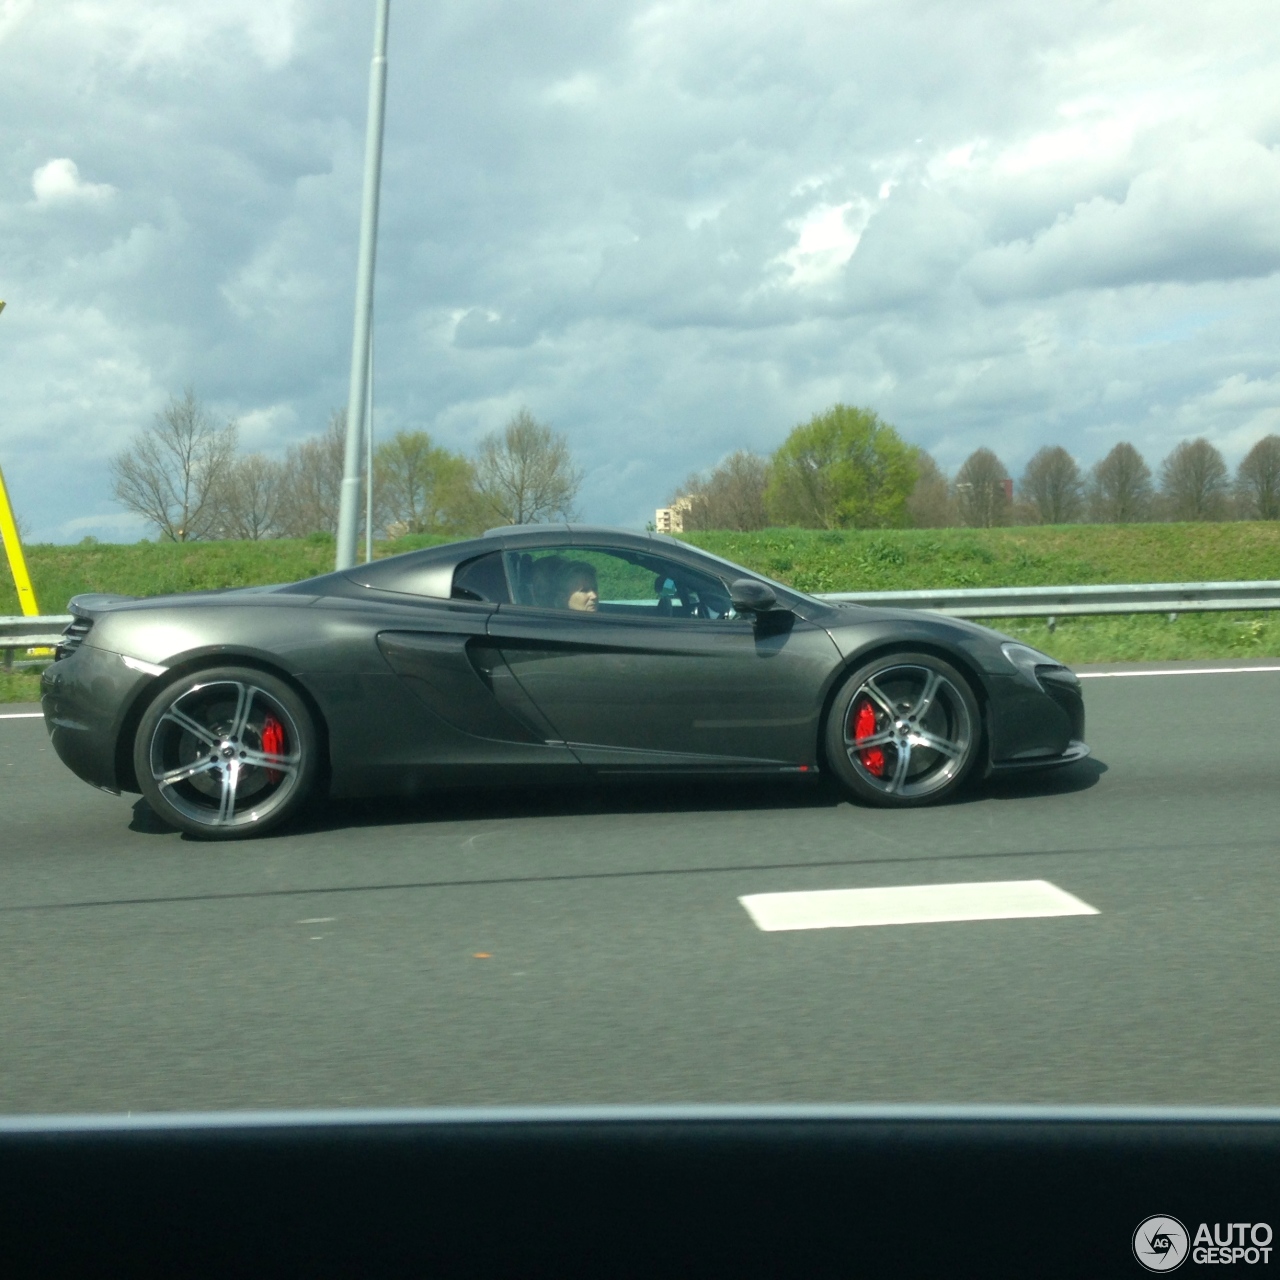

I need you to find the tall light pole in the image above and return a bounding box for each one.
[365,326,374,563]
[336,0,390,571]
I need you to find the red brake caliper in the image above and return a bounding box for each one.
[261,714,285,784]
[853,699,885,777]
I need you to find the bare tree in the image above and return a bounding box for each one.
[1088,443,1152,522]
[110,389,237,541]
[1235,435,1280,520]
[675,451,770,531]
[374,429,485,536]
[475,410,582,526]
[276,410,349,537]
[903,451,953,528]
[1019,446,1083,525]
[953,448,1010,528]
[219,454,285,540]
[1160,438,1229,521]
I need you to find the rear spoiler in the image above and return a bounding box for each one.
[67,593,139,619]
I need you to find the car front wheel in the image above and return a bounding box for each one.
[824,653,981,807]
[134,666,319,839]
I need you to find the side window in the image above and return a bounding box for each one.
[451,552,510,603]
[502,547,735,619]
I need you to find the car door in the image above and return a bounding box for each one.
[368,551,579,769]
[486,542,840,770]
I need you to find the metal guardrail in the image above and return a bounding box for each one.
[0,614,72,670]
[817,581,1280,623]
[0,614,72,643]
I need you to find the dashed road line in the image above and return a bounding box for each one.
[1077,666,1280,679]
[740,879,1099,932]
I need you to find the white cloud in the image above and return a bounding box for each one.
[968,138,1280,297]
[544,72,602,106]
[234,402,300,450]
[55,0,300,70]
[31,158,115,205]
[0,0,34,43]
[773,200,873,289]
[59,511,148,541]
[1163,372,1280,456]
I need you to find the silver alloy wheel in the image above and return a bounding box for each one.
[842,663,973,799]
[146,679,304,830]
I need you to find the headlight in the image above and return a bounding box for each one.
[1001,642,1072,689]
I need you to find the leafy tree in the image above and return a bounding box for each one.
[905,450,954,527]
[374,430,484,536]
[110,389,238,541]
[953,448,1010,527]
[475,410,583,525]
[1088,442,1152,523]
[219,454,284,540]
[1019,446,1083,524]
[765,404,917,529]
[1235,435,1280,520]
[675,451,770,531]
[1160,438,1228,521]
[276,410,350,537]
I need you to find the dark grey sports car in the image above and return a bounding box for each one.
[41,525,1087,838]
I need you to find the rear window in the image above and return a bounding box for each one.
[452,552,511,603]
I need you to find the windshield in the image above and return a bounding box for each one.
[3,1,1279,1139]
[650,537,814,609]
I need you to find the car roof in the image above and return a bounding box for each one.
[336,525,692,599]
[484,524,661,541]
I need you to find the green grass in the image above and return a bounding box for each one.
[3,524,1278,701]
[0,668,43,704]
[680,523,1280,594]
[990,612,1280,666]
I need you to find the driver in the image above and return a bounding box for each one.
[559,561,599,612]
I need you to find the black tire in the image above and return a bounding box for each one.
[133,666,319,840]
[824,652,981,808]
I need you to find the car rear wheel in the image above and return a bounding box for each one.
[134,666,319,839]
[825,653,980,808]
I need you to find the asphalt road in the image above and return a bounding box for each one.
[2,661,1279,1114]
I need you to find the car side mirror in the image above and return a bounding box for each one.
[730,579,779,614]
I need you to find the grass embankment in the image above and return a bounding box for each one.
[2,524,1277,701]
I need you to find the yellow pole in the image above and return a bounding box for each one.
[0,460,40,616]
[0,300,43,617]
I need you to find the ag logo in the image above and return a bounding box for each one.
[1133,1216,1190,1272]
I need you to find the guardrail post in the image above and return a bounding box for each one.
[1046,616,1056,633]
[2,646,12,672]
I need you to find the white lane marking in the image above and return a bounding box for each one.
[740,879,1098,932]
[0,712,42,720]
[1077,666,1280,679]
[297,917,335,925]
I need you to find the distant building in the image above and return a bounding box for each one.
[654,496,695,534]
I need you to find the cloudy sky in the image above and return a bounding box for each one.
[2,0,1279,541]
